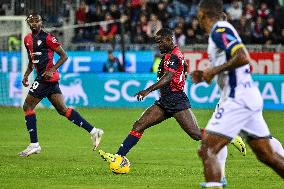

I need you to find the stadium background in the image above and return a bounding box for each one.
[0,0,284,109]
[0,1,284,189]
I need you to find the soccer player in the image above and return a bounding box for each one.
[98,28,246,176]
[18,13,104,157]
[192,0,284,188]
[99,28,202,161]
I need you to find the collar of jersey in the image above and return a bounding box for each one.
[32,29,43,36]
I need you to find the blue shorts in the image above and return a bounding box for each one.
[28,79,62,99]
[154,91,191,117]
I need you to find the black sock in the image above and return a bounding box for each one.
[65,108,94,133]
[116,130,142,156]
[25,110,38,143]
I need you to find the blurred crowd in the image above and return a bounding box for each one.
[1,0,284,46]
[73,0,284,45]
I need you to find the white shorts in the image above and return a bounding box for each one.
[205,99,271,141]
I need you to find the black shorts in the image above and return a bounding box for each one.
[154,91,191,117]
[28,79,62,99]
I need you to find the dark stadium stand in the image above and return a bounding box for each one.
[0,0,283,49]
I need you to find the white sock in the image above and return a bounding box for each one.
[217,146,228,178]
[31,142,39,146]
[90,128,97,134]
[204,182,223,187]
[270,137,284,157]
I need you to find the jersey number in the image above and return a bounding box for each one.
[215,107,224,119]
[29,81,39,92]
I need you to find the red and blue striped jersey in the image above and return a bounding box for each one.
[157,46,187,95]
[24,30,61,82]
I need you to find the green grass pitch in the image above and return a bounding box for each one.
[0,107,283,189]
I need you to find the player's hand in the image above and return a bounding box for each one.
[190,70,204,84]
[135,90,150,101]
[42,68,55,80]
[202,68,215,84]
[22,76,29,87]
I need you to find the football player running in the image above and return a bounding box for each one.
[193,0,284,188]
[99,28,202,165]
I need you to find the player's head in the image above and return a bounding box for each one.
[155,28,174,54]
[197,0,223,31]
[26,13,43,33]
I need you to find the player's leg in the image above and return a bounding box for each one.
[217,146,228,186]
[199,133,230,188]
[248,138,284,178]
[270,137,284,157]
[199,100,250,188]
[201,128,228,187]
[242,109,284,178]
[18,94,42,156]
[173,108,201,141]
[99,104,168,162]
[115,104,168,156]
[48,93,103,150]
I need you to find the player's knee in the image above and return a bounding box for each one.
[191,130,202,141]
[23,104,27,111]
[56,106,68,116]
[198,145,217,160]
[23,103,32,112]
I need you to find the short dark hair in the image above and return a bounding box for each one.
[156,28,173,38]
[198,0,223,18]
[26,12,42,22]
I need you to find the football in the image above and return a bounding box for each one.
[109,155,130,174]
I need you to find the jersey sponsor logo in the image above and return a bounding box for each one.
[37,40,42,46]
[169,61,175,66]
[31,52,42,64]
[32,52,42,55]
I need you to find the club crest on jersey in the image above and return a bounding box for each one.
[37,40,42,46]
[216,28,225,32]
[165,60,174,66]
[52,37,57,43]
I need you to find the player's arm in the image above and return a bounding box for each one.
[42,46,68,80]
[22,45,33,87]
[135,71,174,101]
[51,46,68,70]
[202,26,250,84]
[135,54,179,101]
[203,47,250,83]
